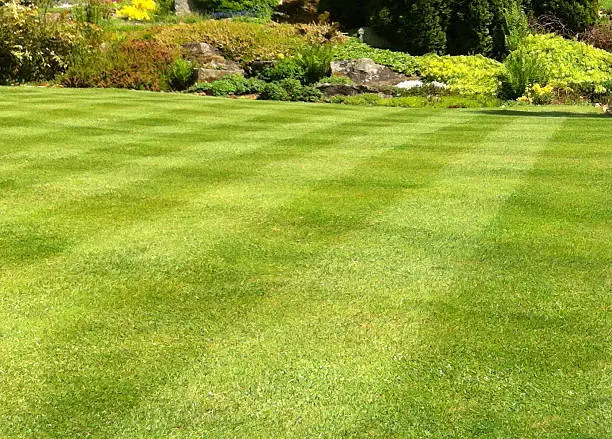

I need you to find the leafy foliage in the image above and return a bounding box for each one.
[500,50,548,99]
[514,33,612,92]
[293,44,333,84]
[61,38,180,91]
[504,1,530,52]
[419,54,504,96]
[167,58,195,90]
[72,0,113,25]
[193,0,278,17]
[255,58,306,82]
[0,3,92,84]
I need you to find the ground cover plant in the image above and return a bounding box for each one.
[0,87,610,438]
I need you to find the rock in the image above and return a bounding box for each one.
[395,79,447,89]
[184,42,245,82]
[196,68,244,83]
[175,0,193,16]
[182,42,227,66]
[331,58,410,86]
[316,83,371,97]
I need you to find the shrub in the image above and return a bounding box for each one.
[116,0,157,21]
[167,58,195,90]
[155,0,175,18]
[500,50,547,99]
[293,44,333,84]
[514,34,612,94]
[254,44,331,84]
[199,75,266,96]
[419,54,504,96]
[277,78,322,101]
[333,38,419,75]
[61,38,179,91]
[528,0,598,33]
[0,3,91,84]
[193,0,278,18]
[72,0,113,25]
[256,58,306,82]
[526,83,554,105]
[316,75,353,85]
[504,1,530,52]
[260,82,291,100]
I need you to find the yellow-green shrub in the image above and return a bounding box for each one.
[419,54,504,96]
[514,34,612,93]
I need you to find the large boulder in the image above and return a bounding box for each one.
[331,58,410,86]
[175,0,193,16]
[183,42,245,83]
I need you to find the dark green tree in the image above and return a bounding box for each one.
[369,0,448,55]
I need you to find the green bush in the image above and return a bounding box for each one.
[316,75,353,85]
[199,75,267,96]
[193,0,280,17]
[257,79,321,101]
[61,39,180,91]
[261,82,291,100]
[278,78,322,101]
[72,0,113,25]
[0,3,91,84]
[167,58,195,91]
[419,54,504,96]
[293,44,333,84]
[500,50,547,99]
[504,1,530,52]
[256,58,306,82]
[513,34,612,94]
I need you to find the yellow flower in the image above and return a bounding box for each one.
[116,0,156,21]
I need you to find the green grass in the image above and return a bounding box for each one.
[0,87,610,438]
[601,0,612,9]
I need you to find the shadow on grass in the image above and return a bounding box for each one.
[476,109,611,119]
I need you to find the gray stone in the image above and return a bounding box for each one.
[184,42,245,81]
[316,84,371,97]
[175,0,193,16]
[196,68,245,83]
[331,58,409,86]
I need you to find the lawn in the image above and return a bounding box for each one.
[0,87,610,438]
